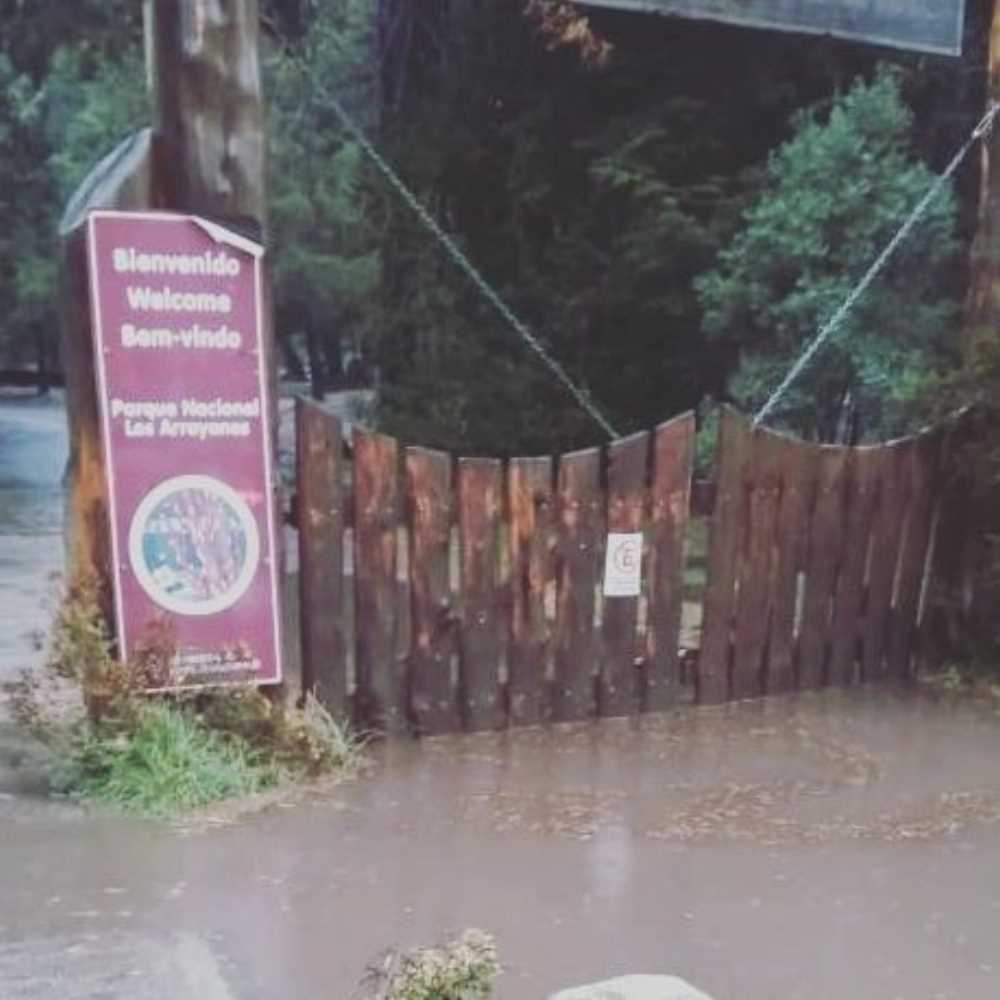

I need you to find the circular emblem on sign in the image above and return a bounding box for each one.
[128,475,260,616]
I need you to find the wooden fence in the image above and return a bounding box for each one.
[698,408,942,703]
[295,400,941,734]
[296,399,694,733]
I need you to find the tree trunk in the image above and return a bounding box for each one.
[60,0,270,614]
[306,322,325,401]
[147,0,266,230]
[947,0,1000,646]
[964,0,1000,358]
[35,331,51,397]
[60,131,157,619]
[279,331,307,382]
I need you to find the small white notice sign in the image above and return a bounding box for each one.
[603,533,643,597]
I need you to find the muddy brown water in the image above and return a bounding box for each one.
[4,396,1000,997]
[3,686,1000,999]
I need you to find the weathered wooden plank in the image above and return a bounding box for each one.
[690,480,717,518]
[827,446,882,687]
[353,429,402,731]
[730,428,784,699]
[296,398,347,717]
[645,412,695,711]
[797,447,849,690]
[406,447,459,734]
[862,439,915,680]
[699,408,753,704]
[553,447,602,721]
[395,523,412,679]
[508,456,555,726]
[457,458,505,730]
[600,431,649,717]
[887,432,941,678]
[766,433,816,694]
[925,426,971,647]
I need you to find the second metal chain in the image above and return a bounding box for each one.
[754,103,1000,426]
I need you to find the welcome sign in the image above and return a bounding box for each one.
[576,0,965,56]
[87,210,283,690]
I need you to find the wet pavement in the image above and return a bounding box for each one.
[0,395,67,695]
[3,686,1000,999]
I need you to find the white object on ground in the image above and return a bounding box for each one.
[548,974,714,1000]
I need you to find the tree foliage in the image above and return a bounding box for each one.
[0,0,977,453]
[266,0,382,393]
[364,3,904,453]
[0,52,57,371]
[697,71,960,440]
[0,12,145,377]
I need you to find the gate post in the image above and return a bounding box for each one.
[59,0,278,674]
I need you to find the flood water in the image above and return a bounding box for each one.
[0,395,67,692]
[3,396,1000,998]
[4,686,1000,998]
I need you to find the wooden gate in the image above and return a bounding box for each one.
[698,409,941,704]
[295,399,694,733]
[294,401,942,733]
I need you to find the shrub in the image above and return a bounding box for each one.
[58,703,276,815]
[697,68,959,441]
[8,575,362,816]
[197,688,362,778]
[362,930,501,1000]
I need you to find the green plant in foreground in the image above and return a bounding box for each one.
[196,688,362,778]
[9,575,362,816]
[697,68,959,441]
[59,703,276,816]
[56,693,362,816]
[363,930,501,1000]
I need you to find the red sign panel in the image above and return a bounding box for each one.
[86,210,282,689]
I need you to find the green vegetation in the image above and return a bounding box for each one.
[267,0,382,392]
[0,1,980,448]
[698,70,959,440]
[362,930,501,1000]
[61,703,275,816]
[8,577,362,817]
[0,0,144,378]
[1,3,997,666]
[48,690,361,817]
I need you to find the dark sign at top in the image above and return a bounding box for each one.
[576,0,965,56]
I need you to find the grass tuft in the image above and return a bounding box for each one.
[8,574,363,817]
[59,703,276,816]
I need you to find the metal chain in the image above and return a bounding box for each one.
[301,68,621,440]
[296,59,996,436]
[754,102,1000,426]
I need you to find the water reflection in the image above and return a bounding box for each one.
[4,685,1000,999]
